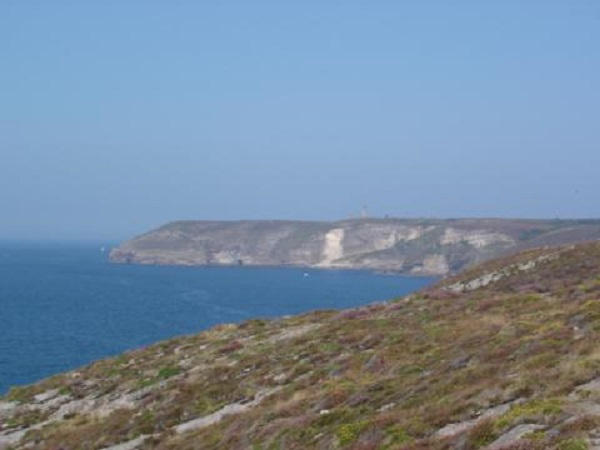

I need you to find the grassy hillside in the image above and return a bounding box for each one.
[3,242,600,449]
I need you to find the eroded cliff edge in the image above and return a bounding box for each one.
[109,218,600,276]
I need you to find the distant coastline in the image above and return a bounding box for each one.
[110,218,600,276]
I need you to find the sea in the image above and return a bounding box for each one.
[0,242,435,395]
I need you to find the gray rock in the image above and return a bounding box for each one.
[485,424,545,449]
[436,400,522,438]
[0,402,17,415]
[34,388,60,404]
[175,388,280,434]
[450,355,471,370]
[99,435,149,450]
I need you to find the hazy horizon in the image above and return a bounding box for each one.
[3,1,599,240]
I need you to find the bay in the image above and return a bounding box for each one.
[0,242,434,394]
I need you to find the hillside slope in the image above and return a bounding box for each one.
[3,242,600,449]
[109,218,600,276]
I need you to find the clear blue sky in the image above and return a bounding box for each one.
[2,1,599,240]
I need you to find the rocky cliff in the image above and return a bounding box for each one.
[5,242,600,449]
[109,218,600,275]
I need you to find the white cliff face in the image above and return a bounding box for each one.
[319,228,345,265]
[395,226,430,242]
[316,225,431,269]
[367,225,429,250]
[411,255,450,275]
[440,228,514,248]
[212,250,239,264]
[333,225,431,259]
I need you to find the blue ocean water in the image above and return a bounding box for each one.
[0,242,434,395]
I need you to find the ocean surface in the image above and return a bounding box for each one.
[0,242,435,395]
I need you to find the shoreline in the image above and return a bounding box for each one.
[108,258,445,278]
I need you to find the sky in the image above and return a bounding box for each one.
[1,1,599,240]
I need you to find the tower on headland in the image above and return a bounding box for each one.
[361,205,369,219]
